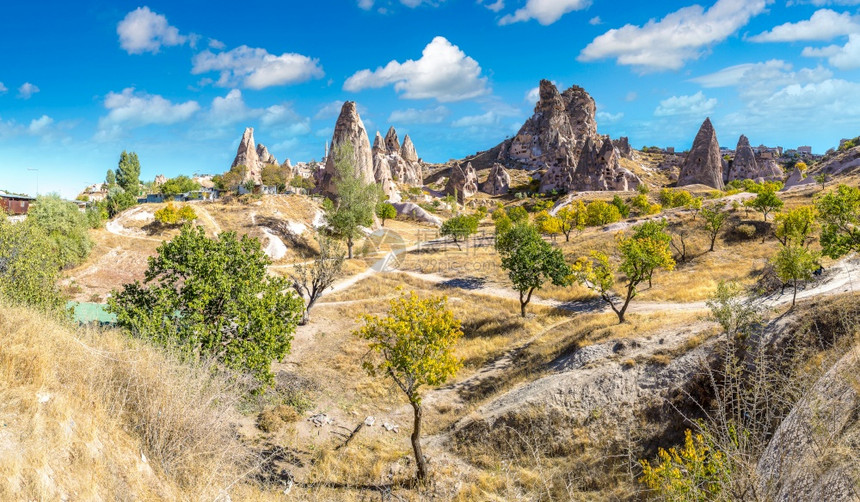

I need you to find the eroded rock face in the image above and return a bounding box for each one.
[154,174,167,186]
[372,131,386,157]
[256,144,278,165]
[502,80,640,193]
[445,162,478,201]
[400,135,419,163]
[480,163,511,195]
[612,137,632,159]
[678,118,724,189]
[385,127,400,155]
[318,102,375,196]
[231,127,262,184]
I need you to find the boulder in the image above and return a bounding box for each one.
[392,202,442,226]
[677,118,724,189]
[445,162,478,201]
[231,127,262,184]
[373,155,400,202]
[385,127,401,155]
[480,163,511,195]
[318,102,375,196]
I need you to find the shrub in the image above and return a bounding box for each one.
[27,194,93,269]
[585,200,622,226]
[0,217,66,314]
[734,224,757,240]
[154,203,197,226]
[640,429,731,499]
[611,195,630,218]
[441,214,479,249]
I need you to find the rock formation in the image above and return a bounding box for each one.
[612,137,632,159]
[231,127,262,184]
[400,135,418,163]
[256,144,278,165]
[480,163,511,195]
[318,102,375,196]
[384,127,400,154]
[154,174,167,186]
[725,135,784,183]
[445,162,478,201]
[372,131,386,157]
[677,118,724,189]
[496,79,640,193]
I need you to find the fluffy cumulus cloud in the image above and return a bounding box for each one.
[757,79,860,118]
[388,106,449,124]
[207,90,310,135]
[654,91,717,116]
[596,110,624,123]
[579,0,768,71]
[117,7,187,54]
[803,34,860,68]
[28,115,53,134]
[17,83,39,99]
[97,88,199,138]
[451,111,499,127]
[343,37,489,102]
[192,46,324,90]
[479,0,506,12]
[358,0,442,10]
[750,9,859,42]
[499,0,591,25]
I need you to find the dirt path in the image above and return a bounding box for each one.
[105,206,163,243]
[192,204,222,235]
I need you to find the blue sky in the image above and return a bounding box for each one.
[2,0,860,198]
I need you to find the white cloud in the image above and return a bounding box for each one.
[17,83,39,99]
[358,0,375,9]
[478,0,505,12]
[788,0,860,5]
[388,106,450,124]
[98,88,199,137]
[803,33,860,68]
[28,115,53,134]
[206,90,310,135]
[499,0,591,25]
[625,91,638,102]
[208,38,226,50]
[192,46,324,89]
[596,110,624,123]
[579,0,768,71]
[654,91,717,116]
[208,89,258,125]
[344,36,489,102]
[756,79,860,118]
[589,16,602,25]
[117,7,186,54]
[525,86,541,104]
[452,111,499,127]
[750,9,859,42]
[358,0,442,9]
[0,82,6,94]
[691,59,832,99]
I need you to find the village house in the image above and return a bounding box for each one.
[0,191,35,215]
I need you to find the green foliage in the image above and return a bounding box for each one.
[659,189,693,208]
[105,169,116,188]
[355,290,463,481]
[534,210,562,241]
[116,150,141,194]
[815,184,860,259]
[290,233,346,323]
[27,194,93,269]
[530,199,554,213]
[585,200,622,226]
[108,226,303,385]
[0,217,66,314]
[495,223,570,316]
[85,206,105,229]
[640,429,731,501]
[750,188,784,221]
[573,221,675,323]
[706,281,763,339]
[772,245,820,307]
[556,201,587,241]
[440,214,479,249]
[375,201,397,227]
[261,164,291,191]
[631,193,651,214]
[492,207,513,234]
[103,188,137,218]
[734,224,757,240]
[611,195,630,218]
[159,175,200,196]
[324,143,379,258]
[637,183,650,195]
[686,197,703,219]
[507,206,529,224]
[773,206,817,247]
[702,204,728,251]
[290,175,315,191]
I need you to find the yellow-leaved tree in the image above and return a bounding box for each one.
[354,291,463,483]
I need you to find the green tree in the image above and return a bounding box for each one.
[159,175,200,196]
[572,221,675,323]
[750,189,784,221]
[440,214,479,250]
[773,206,817,247]
[816,184,860,259]
[0,217,66,314]
[611,195,630,218]
[103,187,137,218]
[116,150,141,194]
[108,226,304,385]
[105,169,116,188]
[701,204,728,252]
[507,206,529,224]
[585,200,622,226]
[535,210,562,242]
[290,233,346,324]
[27,194,93,269]
[496,223,571,317]
[772,245,820,308]
[814,173,830,189]
[557,201,587,241]
[375,201,397,227]
[154,203,197,226]
[686,197,703,220]
[355,291,463,482]
[324,144,379,259]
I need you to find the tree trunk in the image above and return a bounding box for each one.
[520,288,534,318]
[410,401,427,482]
[299,308,309,325]
[347,237,354,259]
[792,279,798,307]
[709,235,716,252]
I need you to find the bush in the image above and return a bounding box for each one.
[154,202,197,226]
[659,189,693,208]
[734,223,757,240]
[0,217,66,314]
[159,175,200,196]
[27,194,93,269]
[585,200,622,226]
[611,195,630,218]
[108,226,304,385]
[640,429,731,499]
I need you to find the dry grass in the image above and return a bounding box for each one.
[0,302,254,500]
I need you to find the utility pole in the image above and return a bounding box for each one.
[27,168,39,196]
